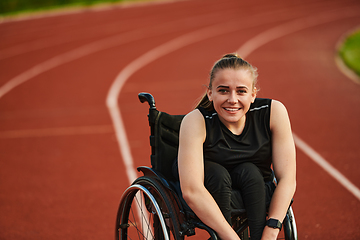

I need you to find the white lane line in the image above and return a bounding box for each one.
[107,6,360,188]
[0,7,264,97]
[237,8,360,201]
[293,134,360,201]
[0,7,292,185]
[0,29,150,99]
[0,3,223,61]
[105,6,325,184]
[106,22,249,184]
[1,13,218,97]
[237,6,360,57]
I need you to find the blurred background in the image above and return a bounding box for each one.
[0,0,133,16]
[1,0,359,239]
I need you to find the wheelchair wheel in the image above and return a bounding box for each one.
[282,206,297,240]
[115,177,183,240]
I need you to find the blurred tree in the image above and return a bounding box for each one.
[0,0,126,15]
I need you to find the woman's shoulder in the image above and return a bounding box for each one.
[180,109,206,142]
[181,109,205,128]
[269,99,288,114]
[269,99,291,130]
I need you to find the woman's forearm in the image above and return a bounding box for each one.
[267,177,296,221]
[261,177,296,240]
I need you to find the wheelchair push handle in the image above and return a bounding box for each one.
[138,92,156,109]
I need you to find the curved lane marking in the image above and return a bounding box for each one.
[105,6,319,183]
[0,10,236,97]
[237,6,360,57]
[106,22,256,183]
[237,7,360,201]
[0,7,233,61]
[0,7,289,183]
[0,3,358,200]
[108,6,360,201]
[105,6,317,183]
[0,30,146,98]
[0,7,262,98]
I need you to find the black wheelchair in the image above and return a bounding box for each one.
[115,92,298,240]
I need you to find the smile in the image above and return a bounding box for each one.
[224,108,241,112]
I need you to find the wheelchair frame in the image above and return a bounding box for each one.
[115,92,297,240]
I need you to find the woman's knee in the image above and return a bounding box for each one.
[231,162,264,189]
[204,161,232,192]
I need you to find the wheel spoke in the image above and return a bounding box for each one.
[116,180,179,240]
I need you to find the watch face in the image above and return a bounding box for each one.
[267,219,282,230]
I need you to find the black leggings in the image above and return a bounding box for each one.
[172,160,274,240]
[204,161,274,240]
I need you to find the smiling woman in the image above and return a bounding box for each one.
[207,68,256,134]
[176,54,296,240]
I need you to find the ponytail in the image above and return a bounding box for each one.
[195,92,214,111]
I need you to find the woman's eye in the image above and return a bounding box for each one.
[218,89,228,93]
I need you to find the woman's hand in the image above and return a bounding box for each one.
[261,226,280,240]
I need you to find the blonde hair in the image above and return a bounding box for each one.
[196,53,258,111]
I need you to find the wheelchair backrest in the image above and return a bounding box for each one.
[140,93,185,181]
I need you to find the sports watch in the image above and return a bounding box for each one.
[266,218,282,230]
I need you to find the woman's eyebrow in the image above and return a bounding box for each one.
[216,85,229,89]
[216,85,248,89]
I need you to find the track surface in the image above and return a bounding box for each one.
[1,0,360,239]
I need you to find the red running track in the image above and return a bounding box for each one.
[0,0,360,239]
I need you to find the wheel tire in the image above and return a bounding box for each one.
[115,177,183,240]
[283,206,297,240]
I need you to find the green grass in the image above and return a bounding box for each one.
[338,29,360,77]
[0,0,140,17]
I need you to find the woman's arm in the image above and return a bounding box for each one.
[262,100,297,240]
[178,109,240,240]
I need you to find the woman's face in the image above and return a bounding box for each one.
[207,68,256,128]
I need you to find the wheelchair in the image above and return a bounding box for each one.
[115,92,298,240]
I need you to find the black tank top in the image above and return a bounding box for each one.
[198,98,273,180]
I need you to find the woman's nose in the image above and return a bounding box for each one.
[227,92,237,103]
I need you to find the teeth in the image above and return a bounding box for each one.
[224,108,240,111]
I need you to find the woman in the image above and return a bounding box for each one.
[176,54,296,240]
